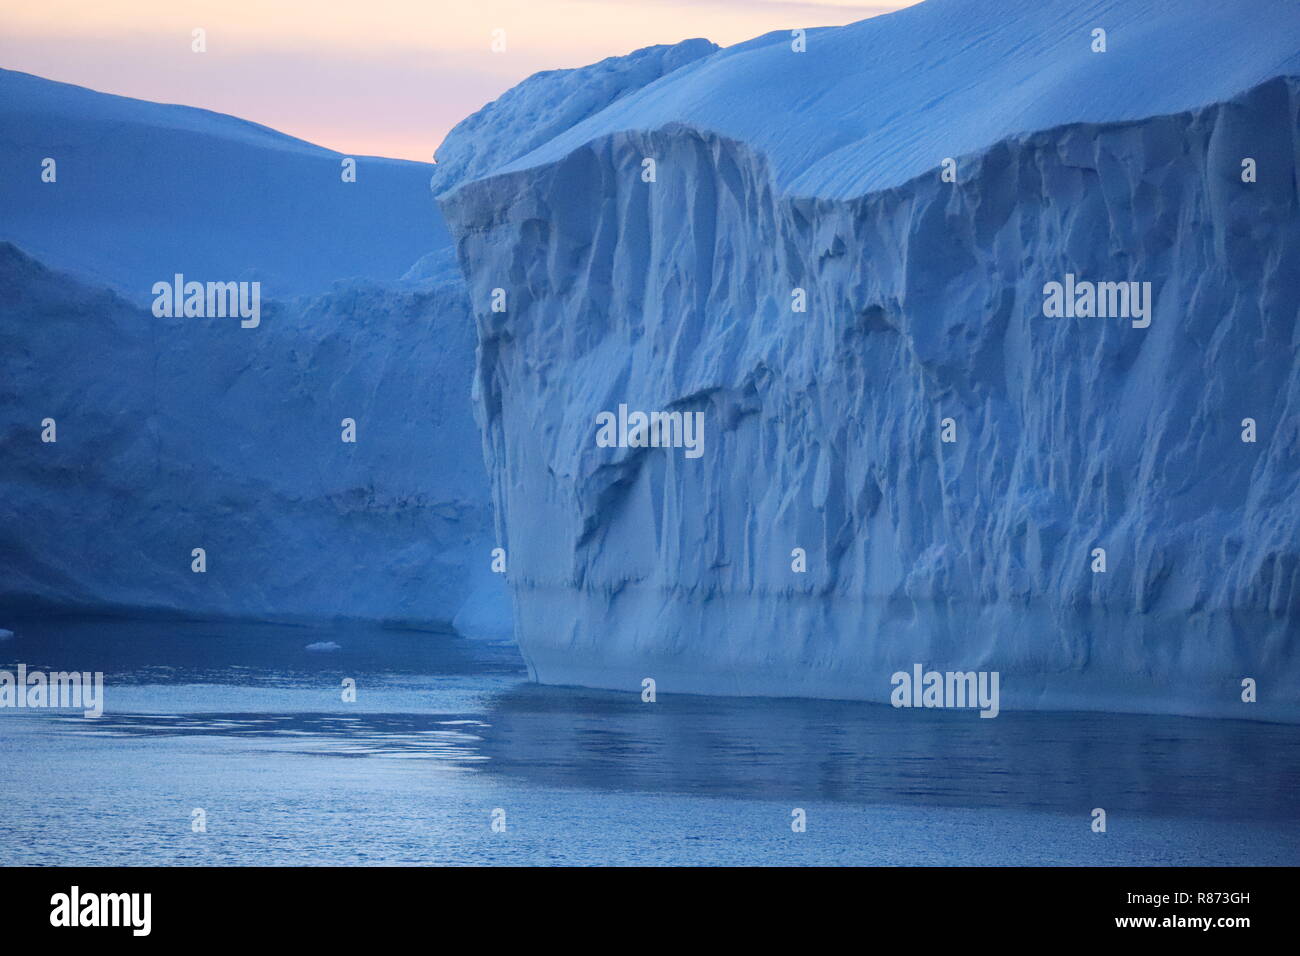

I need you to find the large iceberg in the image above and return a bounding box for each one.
[438,0,1300,718]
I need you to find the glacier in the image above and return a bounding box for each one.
[0,75,507,638]
[437,0,1300,718]
[0,242,507,636]
[0,68,446,301]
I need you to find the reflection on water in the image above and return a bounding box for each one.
[50,712,493,766]
[477,685,1300,821]
[6,615,1300,827]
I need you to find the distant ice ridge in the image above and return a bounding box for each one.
[438,0,1300,718]
[0,68,445,300]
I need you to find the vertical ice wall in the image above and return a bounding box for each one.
[439,5,1300,717]
[0,244,508,635]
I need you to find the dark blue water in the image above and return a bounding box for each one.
[1,616,1297,865]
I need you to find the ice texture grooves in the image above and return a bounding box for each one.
[439,5,1300,717]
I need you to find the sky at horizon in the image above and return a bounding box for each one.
[0,0,910,163]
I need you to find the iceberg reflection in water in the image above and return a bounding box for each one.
[1,617,1296,866]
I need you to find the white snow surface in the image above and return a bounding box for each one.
[431,38,717,198]
[467,0,1300,200]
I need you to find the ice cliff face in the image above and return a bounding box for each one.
[0,243,507,636]
[439,0,1300,717]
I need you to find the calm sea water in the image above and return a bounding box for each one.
[1,616,1297,866]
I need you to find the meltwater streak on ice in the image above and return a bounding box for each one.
[437,0,1300,717]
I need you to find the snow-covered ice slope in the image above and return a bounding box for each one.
[430,39,717,198]
[496,0,1300,199]
[439,0,1300,717]
[0,243,507,636]
[0,69,447,300]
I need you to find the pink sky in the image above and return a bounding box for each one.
[0,0,908,162]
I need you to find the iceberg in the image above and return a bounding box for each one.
[437,0,1300,718]
[0,242,508,637]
